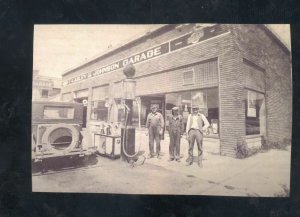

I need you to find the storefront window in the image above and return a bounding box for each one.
[138,96,164,126]
[90,100,108,121]
[115,97,161,127]
[91,85,109,122]
[244,90,266,136]
[41,89,49,98]
[132,100,140,126]
[165,88,219,134]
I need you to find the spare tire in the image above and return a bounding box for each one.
[41,124,80,153]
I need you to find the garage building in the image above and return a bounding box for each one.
[61,24,292,157]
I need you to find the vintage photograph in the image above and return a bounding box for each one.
[31,24,292,196]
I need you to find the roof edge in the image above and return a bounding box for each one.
[258,24,290,55]
[62,24,172,77]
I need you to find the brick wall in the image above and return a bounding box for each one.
[218,34,245,157]
[226,24,292,144]
[62,25,191,81]
[135,60,218,96]
[62,31,232,93]
[60,24,291,157]
[60,25,244,157]
[243,61,266,93]
[61,25,230,93]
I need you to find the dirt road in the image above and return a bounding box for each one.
[32,145,291,196]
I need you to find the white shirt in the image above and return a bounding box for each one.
[191,115,200,129]
[186,113,210,134]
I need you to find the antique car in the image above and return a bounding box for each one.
[32,101,94,164]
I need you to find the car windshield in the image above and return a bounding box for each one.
[43,106,74,119]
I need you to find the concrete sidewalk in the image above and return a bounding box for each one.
[33,132,291,197]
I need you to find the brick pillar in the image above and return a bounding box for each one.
[218,41,245,157]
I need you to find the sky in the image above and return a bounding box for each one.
[33,24,291,78]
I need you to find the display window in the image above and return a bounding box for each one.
[115,96,164,127]
[165,88,219,135]
[91,85,109,122]
[244,89,266,136]
[90,100,108,121]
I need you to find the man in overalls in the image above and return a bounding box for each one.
[185,105,210,167]
[168,107,184,162]
[145,104,164,159]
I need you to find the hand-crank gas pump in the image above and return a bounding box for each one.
[120,63,137,162]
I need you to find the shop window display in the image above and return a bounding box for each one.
[91,100,108,122]
[165,88,219,135]
[244,90,266,136]
[115,99,140,126]
[114,97,164,127]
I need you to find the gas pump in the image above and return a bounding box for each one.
[120,64,145,166]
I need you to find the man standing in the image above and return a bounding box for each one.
[145,104,164,159]
[168,107,184,162]
[185,105,210,167]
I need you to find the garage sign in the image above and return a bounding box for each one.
[63,24,227,86]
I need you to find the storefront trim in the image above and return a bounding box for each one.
[133,57,218,80]
[63,31,231,87]
[243,87,265,95]
[182,68,195,86]
[135,86,219,97]
[243,58,266,73]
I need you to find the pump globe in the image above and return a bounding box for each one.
[123,63,136,78]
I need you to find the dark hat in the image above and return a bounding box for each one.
[172,106,179,110]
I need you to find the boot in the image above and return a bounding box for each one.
[198,154,203,168]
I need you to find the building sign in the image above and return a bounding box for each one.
[63,25,228,86]
[121,43,169,66]
[170,24,224,52]
[63,43,169,86]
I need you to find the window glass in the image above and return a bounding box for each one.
[115,97,163,127]
[131,100,140,126]
[165,88,219,135]
[116,99,141,127]
[244,90,266,135]
[183,70,195,85]
[41,89,48,98]
[90,100,108,121]
[43,106,74,119]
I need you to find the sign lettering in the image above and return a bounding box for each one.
[63,25,227,86]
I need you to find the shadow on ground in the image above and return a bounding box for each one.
[32,154,98,174]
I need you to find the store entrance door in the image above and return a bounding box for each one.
[74,97,88,128]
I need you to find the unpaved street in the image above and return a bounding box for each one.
[32,136,291,197]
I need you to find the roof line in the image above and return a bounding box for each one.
[62,24,172,76]
[258,24,290,55]
[62,24,290,77]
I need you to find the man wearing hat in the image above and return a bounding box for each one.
[167,107,184,162]
[185,105,210,167]
[145,104,164,159]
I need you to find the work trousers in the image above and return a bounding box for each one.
[187,129,203,163]
[149,126,161,156]
[169,130,181,160]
